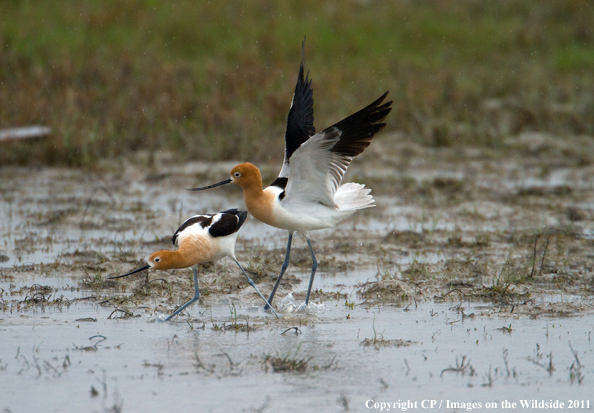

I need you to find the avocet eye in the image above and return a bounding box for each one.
[234,172,240,177]
[154,257,160,262]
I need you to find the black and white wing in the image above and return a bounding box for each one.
[172,215,214,245]
[283,92,392,209]
[210,209,248,237]
[172,209,248,245]
[270,37,315,190]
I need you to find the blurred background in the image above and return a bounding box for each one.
[1,0,593,167]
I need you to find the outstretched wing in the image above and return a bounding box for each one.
[283,92,392,209]
[271,37,315,189]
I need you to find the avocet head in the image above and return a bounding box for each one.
[228,163,262,188]
[146,250,193,270]
[187,162,262,191]
[108,250,183,279]
[147,251,173,270]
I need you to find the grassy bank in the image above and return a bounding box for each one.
[1,0,593,166]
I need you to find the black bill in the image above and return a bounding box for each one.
[186,178,232,191]
[109,265,150,279]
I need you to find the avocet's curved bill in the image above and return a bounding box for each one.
[187,178,232,191]
[109,265,150,279]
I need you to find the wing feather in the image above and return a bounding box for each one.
[274,37,315,185]
[283,92,392,210]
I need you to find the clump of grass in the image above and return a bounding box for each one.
[210,304,262,333]
[474,232,491,247]
[360,338,414,350]
[402,260,432,280]
[80,268,119,289]
[568,342,584,384]
[244,250,275,283]
[440,355,475,377]
[261,342,312,373]
[262,354,312,373]
[23,285,53,305]
[526,343,555,376]
[360,312,415,349]
[357,280,407,301]
[15,284,73,310]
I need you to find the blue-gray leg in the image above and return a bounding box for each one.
[304,238,318,305]
[266,231,293,309]
[233,259,279,318]
[166,265,200,321]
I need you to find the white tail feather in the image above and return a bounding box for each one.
[334,183,375,210]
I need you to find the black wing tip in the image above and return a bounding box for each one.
[326,90,393,132]
[296,39,312,99]
[369,101,393,126]
[237,210,248,228]
[301,36,306,61]
[360,91,393,122]
[297,37,306,81]
[367,91,392,114]
[324,91,393,158]
[377,90,389,102]
[220,208,246,217]
[284,38,316,162]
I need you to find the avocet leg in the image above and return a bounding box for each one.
[266,231,293,309]
[166,265,200,321]
[304,238,318,305]
[233,259,279,318]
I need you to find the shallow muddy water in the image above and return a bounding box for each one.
[2,138,594,411]
[1,269,593,412]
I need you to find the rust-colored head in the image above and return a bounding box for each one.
[110,247,200,280]
[187,162,263,193]
[229,162,263,190]
[147,250,187,270]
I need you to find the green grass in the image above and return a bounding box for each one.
[1,0,593,166]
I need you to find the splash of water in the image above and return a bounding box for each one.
[277,293,325,314]
[146,313,169,322]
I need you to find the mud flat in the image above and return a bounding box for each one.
[1,134,594,411]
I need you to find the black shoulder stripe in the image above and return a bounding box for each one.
[209,213,242,238]
[326,91,392,158]
[172,215,213,245]
[270,177,288,190]
[219,208,248,229]
[284,37,315,162]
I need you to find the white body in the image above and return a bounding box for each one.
[265,183,373,235]
[267,126,375,236]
